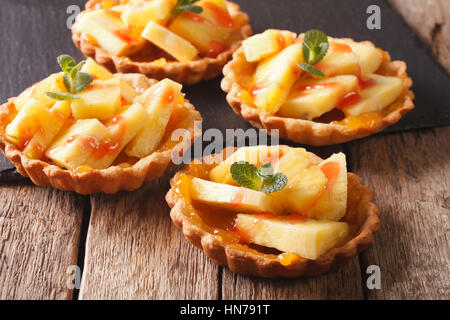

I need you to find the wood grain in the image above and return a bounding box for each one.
[347,126,450,299]
[0,182,85,299]
[389,0,450,73]
[79,168,219,300]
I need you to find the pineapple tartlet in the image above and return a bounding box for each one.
[0,56,202,194]
[72,0,252,85]
[222,29,415,145]
[166,146,380,277]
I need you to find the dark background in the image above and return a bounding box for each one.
[1,0,449,179]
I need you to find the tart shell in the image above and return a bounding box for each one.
[221,38,415,145]
[166,147,381,278]
[0,74,202,195]
[72,0,253,85]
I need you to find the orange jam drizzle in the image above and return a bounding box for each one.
[320,161,340,190]
[330,41,353,54]
[184,11,213,26]
[207,40,228,58]
[290,82,339,99]
[202,2,234,29]
[277,252,301,266]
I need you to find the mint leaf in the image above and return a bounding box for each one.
[63,74,72,92]
[230,161,288,193]
[171,0,203,19]
[230,161,262,191]
[257,162,274,179]
[261,173,287,193]
[298,63,325,77]
[73,72,94,94]
[45,92,80,101]
[57,55,77,77]
[302,29,329,64]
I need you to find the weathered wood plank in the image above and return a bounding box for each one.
[347,126,450,299]
[79,169,219,300]
[0,183,85,300]
[389,0,450,73]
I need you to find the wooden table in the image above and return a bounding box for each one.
[0,0,449,300]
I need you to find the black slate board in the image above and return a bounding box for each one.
[1,0,449,181]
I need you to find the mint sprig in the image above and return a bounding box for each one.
[45,54,94,101]
[230,161,287,194]
[298,29,329,78]
[171,0,203,19]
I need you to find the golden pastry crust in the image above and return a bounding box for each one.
[166,147,381,278]
[221,37,415,146]
[0,74,202,194]
[72,0,252,85]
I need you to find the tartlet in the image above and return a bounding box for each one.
[222,30,414,145]
[166,146,380,277]
[72,0,252,85]
[0,58,202,194]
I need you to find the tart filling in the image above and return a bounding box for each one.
[72,0,250,82]
[222,29,414,145]
[0,55,201,193]
[167,146,381,276]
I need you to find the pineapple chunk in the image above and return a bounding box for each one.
[278,75,358,120]
[76,9,145,56]
[113,75,140,105]
[209,145,287,185]
[236,214,349,260]
[343,74,403,116]
[141,21,198,62]
[308,153,348,221]
[47,103,147,170]
[252,43,303,114]
[71,78,121,120]
[121,0,175,27]
[80,58,114,80]
[273,149,311,182]
[6,100,53,148]
[13,73,66,111]
[125,79,182,158]
[23,101,72,159]
[315,40,359,77]
[190,177,283,215]
[338,39,383,75]
[168,1,233,57]
[242,30,296,62]
[272,165,327,215]
[46,119,111,170]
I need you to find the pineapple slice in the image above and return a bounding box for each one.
[46,119,111,170]
[80,58,114,80]
[141,21,198,62]
[308,153,348,221]
[236,214,349,260]
[125,79,182,158]
[272,165,327,215]
[76,9,145,56]
[251,43,303,114]
[209,145,287,185]
[13,73,66,111]
[343,74,403,116]
[121,0,175,27]
[113,75,140,105]
[71,78,121,120]
[23,101,72,159]
[337,39,383,75]
[190,177,284,215]
[242,30,296,62]
[168,0,233,57]
[273,149,311,182]
[47,103,147,170]
[315,40,359,77]
[6,99,53,148]
[278,75,358,120]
